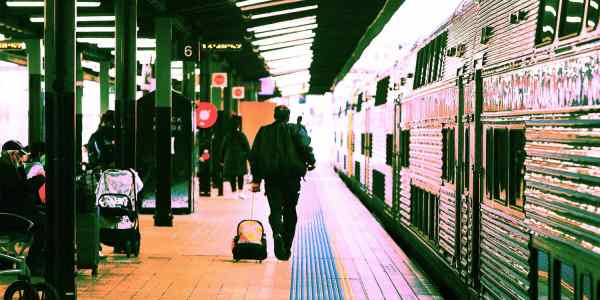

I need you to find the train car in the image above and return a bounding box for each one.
[332,0,600,299]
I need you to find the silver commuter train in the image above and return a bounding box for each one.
[332,0,600,299]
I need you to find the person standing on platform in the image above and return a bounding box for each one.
[249,105,316,260]
[220,116,250,199]
[87,110,116,170]
[197,128,213,197]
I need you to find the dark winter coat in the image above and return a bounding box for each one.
[220,130,251,178]
[249,122,316,183]
[87,126,116,168]
[0,156,37,217]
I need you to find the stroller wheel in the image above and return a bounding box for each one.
[33,282,59,300]
[4,280,36,300]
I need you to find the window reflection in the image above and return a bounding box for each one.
[581,274,592,300]
[536,0,560,44]
[587,0,600,30]
[558,262,575,300]
[537,250,550,300]
[559,0,585,38]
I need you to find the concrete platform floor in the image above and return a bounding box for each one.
[1,166,443,300]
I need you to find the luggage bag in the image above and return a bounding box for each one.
[232,192,267,262]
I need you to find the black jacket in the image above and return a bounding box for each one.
[87,126,115,168]
[249,121,316,182]
[220,130,250,178]
[0,156,37,217]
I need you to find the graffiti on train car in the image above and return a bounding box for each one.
[402,86,458,123]
[484,53,600,112]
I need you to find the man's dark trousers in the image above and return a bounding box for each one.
[265,176,301,252]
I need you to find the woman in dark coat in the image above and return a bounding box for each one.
[220,116,250,196]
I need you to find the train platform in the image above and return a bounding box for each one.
[1,166,442,299]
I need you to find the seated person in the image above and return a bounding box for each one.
[0,140,45,275]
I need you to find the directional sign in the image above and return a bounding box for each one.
[0,41,25,51]
[195,102,218,129]
[201,42,243,52]
[211,73,228,88]
[232,86,245,99]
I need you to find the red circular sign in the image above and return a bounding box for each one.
[233,88,243,97]
[195,102,218,129]
[213,74,225,86]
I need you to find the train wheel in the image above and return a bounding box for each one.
[3,280,36,300]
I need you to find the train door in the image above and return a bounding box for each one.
[392,101,401,219]
[364,107,371,191]
[347,108,354,177]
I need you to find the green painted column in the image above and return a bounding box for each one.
[223,68,232,121]
[115,0,137,169]
[100,61,110,114]
[43,0,77,298]
[183,61,196,101]
[155,16,173,227]
[231,74,239,114]
[26,39,43,144]
[199,50,211,103]
[76,50,83,164]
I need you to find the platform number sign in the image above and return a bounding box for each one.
[211,73,228,88]
[232,86,245,99]
[181,39,198,61]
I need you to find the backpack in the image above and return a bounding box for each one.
[255,123,307,179]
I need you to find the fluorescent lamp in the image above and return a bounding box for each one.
[260,45,312,59]
[258,38,313,51]
[7,1,100,7]
[240,0,304,11]
[247,16,316,33]
[267,57,312,69]
[236,0,276,7]
[250,5,318,19]
[76,27,116,32]
[77,38,155,48]
[254,23,317,39]
[31,15,117,23]
[272,70,310,81]
[252,30,314,46]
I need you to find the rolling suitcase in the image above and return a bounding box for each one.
[76,169,100,276]
[232,192,267,262]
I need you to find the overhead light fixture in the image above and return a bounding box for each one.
[252,30,314,47]
[254,23,317,39]
[267,56,313,69]
[272,70,310,81]
[247,16,315,33]
[250,5,318,20]
[258,38,313,51]
[77,38,155,48]
[76,26,116,33]
[239,0,304,11]
[7,1,101,7]
[235,0,277,8]
[30,15,116,23]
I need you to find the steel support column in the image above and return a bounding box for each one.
[76,50,83,164]
[183,61,196,101]
[223,68,232,127]
[27,39,43,144]
[100,61,110,114]
[115,0,137,169]
[154,16,173,227]
[44,0,77,298]
[199,50,211,103]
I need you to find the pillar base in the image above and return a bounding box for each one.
[153,214,173,227]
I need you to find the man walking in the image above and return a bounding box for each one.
[249,105,316,260]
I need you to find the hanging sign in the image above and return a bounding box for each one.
[211,73,228,88]
[201,41,243,52]
[195,101,218,129]
[0,41,25,51]
[232,86,245,99]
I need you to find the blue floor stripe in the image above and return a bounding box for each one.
[290,205,344,299]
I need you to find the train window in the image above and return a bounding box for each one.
[400,130,410,168]
[509,130,526,208]
[413,32,447,89]
[587,0,600,30]
[368,133,373,157]
[410,185,439,242]
[537,250,550,299]
[581,274,592,300]
[556,261,575,300]
[485,128,494,200]
[375,77,390,106]
[442,128,455,183]
[357,93,363,112]
[373,170,385,201]
[355,161,361,181]
[536,0,560,45]
[464,127,470,192]
[386,134,393,166]
[361,133,366,155]
[559,0,585,38]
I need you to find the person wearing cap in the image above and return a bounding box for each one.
[0,140,45,274]
[248,105,316,260]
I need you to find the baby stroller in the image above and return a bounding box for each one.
[0,213,58,300]
[96,169,143,258]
